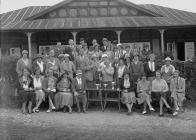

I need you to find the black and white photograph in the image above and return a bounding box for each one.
[0,0,196,140]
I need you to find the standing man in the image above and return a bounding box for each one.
[65,39,75,61]
[101,38,108,52]
[73,70,87,113]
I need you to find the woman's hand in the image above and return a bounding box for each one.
[74,92,78,96]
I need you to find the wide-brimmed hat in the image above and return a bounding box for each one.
[102,54,108,58]
[165,57,172,61]
[117,43,122,47]
[91,54,97,58]
[58,54,65,58]
[112,40,118,44]
[33,54,43,60]
[76,70,82,76]
[22,50,28,54]
[64,54,70,58]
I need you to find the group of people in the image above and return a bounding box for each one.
[16,37,186,117]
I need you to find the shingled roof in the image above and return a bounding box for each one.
[0,0,196,31]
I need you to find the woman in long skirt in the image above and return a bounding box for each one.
[54,71,73,113]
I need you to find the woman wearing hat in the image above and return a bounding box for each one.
[32,54,46,76]
[16,50,32,77]
[117,44,126,58]
[45,50,60,78]
[18,68,35,114]
[161,57,175,84]
[54,71,73,113]
[59,54,76,79]
[120,72,136,115]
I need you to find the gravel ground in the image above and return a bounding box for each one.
[1,102,196,140]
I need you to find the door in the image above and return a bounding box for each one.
[185,42,195,61]
[177,42,185,61]
[167,42,177,60]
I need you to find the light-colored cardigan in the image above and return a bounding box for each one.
[170,77,185,94]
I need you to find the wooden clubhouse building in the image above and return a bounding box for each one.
[0,0,196,61]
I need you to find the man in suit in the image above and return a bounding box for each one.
[144,54,156,83]
[170,70,186,116]
[101,38,108,52]
[73,70,87,113]
[64,39,75,61]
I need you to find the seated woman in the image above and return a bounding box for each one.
[151,70,172,117]
[32,69,45,113]
[54,71,73,113]
[170,70,186,116]
[120,72,136,115]
[18,69,35,114]
[43,69,57,113]
[137,73,155,115]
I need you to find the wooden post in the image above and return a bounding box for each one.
[71,32,77,46]
[25,32,32,58]
[159,29,165,53]
[116,30,122,44]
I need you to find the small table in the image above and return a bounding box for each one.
[86,88,104,111]
[102,88,121,112]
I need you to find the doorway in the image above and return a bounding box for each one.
[177,42,185,61]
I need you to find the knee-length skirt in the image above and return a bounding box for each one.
[45,91,56,100]
[151,92,167,102]
[35,90,45,101]
[19,90,35,103]
[121,91,136,104]
[54,92,73,109]
[171,92,185,107]
[137,92,151,104]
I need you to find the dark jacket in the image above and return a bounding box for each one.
[72,77,87,93]
[18,76,34,90]
[120,77,135,92]
[144,61,157,77]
